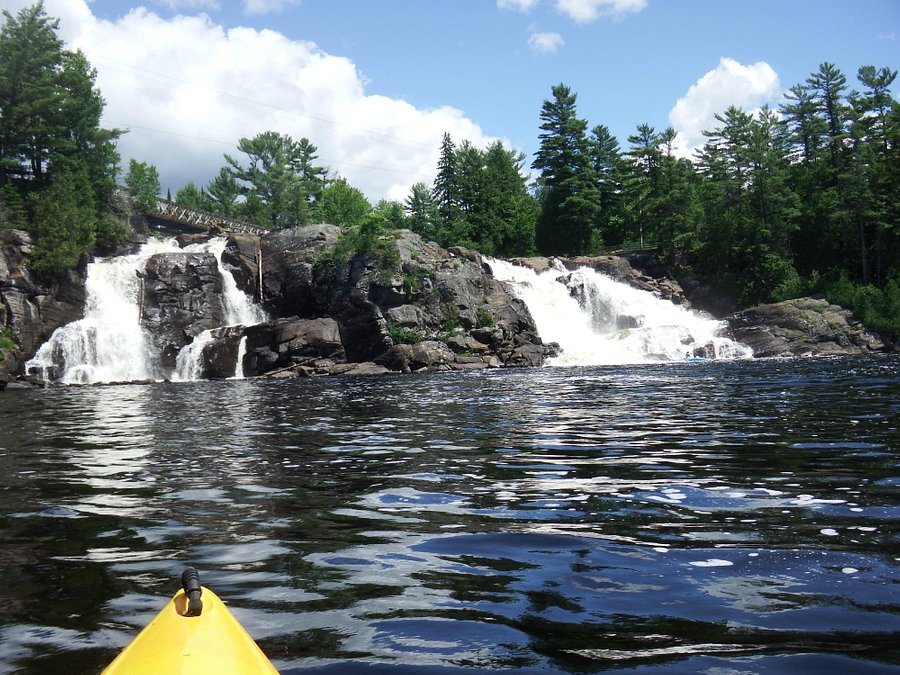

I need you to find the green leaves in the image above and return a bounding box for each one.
[313,177,371,227]
[0,2,124,277]
[421,134,536,256]
[224,131,327,229]
[28,159,97,277]
[125,160,160,212]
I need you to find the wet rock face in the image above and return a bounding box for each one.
[244,226,553,378]
[0,229,87,382]
[725,297,888,357]
[241,317,345,376]
[139,252,226,367]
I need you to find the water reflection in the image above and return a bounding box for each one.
[0,357,898,672]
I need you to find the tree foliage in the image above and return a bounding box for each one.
[532,84,600,256]
[416,135,536,256]
[125,160,160,212]
[224,131,327,229]
[313,177,371,226]
[0,2,125,277]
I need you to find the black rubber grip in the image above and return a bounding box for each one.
[181,566,203,616]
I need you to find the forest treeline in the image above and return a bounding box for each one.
[1,2,898,336]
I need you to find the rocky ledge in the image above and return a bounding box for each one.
[189,226,556,379]
[724,297,888,358]
[3,222,894,386]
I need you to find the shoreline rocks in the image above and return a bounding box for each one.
[724,297,888,358]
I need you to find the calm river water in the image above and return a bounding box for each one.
[0,356,898,673]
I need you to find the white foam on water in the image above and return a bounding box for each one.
[486,258,752,365]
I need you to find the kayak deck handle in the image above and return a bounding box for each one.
[181,566,203,617]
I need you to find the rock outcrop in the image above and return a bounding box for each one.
[1,229,87,383]
[725,297,887,357]
[179,226,554,379]
[138,251,227,368]
[6,219,893,387]
[227,227,554,378]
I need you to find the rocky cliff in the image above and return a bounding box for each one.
[139,250,227,369]
[1,230,87,384]
[183,225,555,379]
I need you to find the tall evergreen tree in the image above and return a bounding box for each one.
[0,2,65,185]
[28,159,97,276]
[623,123,662,250]
[124,160,160,212]
[206,167,240,216]
[174,182,210,211]
[846,66,898,284]
[807,63,850,167]
[432,132,460,236]
[468,141,535,255]
[405,182,440,243]
[532,83,600,255]
[695,107,799,303]
[589,124,627,248]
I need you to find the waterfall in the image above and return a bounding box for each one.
[233,336,249,379]
[173,329,216,382]
[26,239,178,384]
[202,238,268,327]
[487,258,752,365]
[172,238,267,382]
[27,237,267,385]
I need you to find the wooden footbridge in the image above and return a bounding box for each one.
[147,197,267,236]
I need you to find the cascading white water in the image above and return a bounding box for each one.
[173,329,216,382]
[232,336,249,380]
[26,239,178,384]
[487,258,752,365]
[28,237,267,385]
[171,238,266,381]
[203,238,267,327]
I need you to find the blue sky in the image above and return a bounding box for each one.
[6,0,898,201]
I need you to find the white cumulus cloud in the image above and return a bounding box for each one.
[555,0,647,23]
[154,0,221,12]
[668,57,781,158]
[497,0,541,11]
[528,31,565,54]
[242,0,301,15]
[4,0,495,202]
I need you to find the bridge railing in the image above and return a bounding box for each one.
[148,197,268,236]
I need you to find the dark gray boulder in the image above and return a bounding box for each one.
[139,251,226,367]
[241,317,345,376]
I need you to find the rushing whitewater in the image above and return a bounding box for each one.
[27,237,267,384]
[27,239,173,384]
[171,238,267,381]
[487,258,752,365]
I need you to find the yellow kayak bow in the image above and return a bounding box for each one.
[103,568,278,674]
